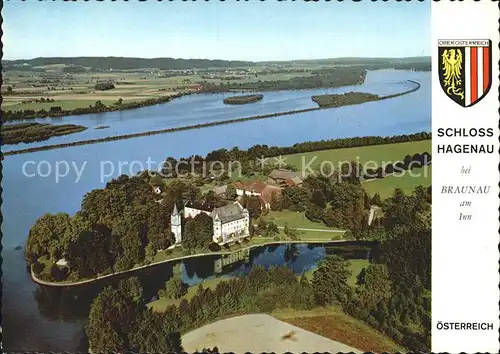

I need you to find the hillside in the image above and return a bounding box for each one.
[2,57,256,71]
[2,56,431,72]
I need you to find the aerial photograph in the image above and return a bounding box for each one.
[2,1,431,352]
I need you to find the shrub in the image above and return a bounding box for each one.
[208,242,222,252]
[50,264,68,281]
[94,82,115,91]
[32,261,45,275]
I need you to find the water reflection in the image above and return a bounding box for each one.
[32,242,374,322]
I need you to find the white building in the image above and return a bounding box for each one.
[171,201,250,245]
[171,204,183,244]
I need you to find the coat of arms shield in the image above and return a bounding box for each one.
[438,39,492,107]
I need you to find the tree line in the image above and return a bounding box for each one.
[86,184,431,352]
[200,68,366,92]
[363,151,431,180]
[161,131,431,178]
[3,57,255,71]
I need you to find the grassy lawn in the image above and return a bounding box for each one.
[346,259,370,287]
[36,255,54,278]
[284,140,431,171]
[261,210,343,231]
[363,165,432,199]
[272,306,405,352]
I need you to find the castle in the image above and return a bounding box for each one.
[171,201,250,245]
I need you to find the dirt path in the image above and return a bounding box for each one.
[277,226,345,232]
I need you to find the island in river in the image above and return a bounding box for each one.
[223,94,264,105]
[1,122,87,145]
[312,92,380,108]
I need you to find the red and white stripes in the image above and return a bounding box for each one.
[464,44,490,106]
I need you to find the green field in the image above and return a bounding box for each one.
[363,165,432,199]
[261,210,344,231]
[284,140,431,171]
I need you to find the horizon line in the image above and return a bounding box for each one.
[2,55,432,63]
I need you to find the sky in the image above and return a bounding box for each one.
[3,1,430,61]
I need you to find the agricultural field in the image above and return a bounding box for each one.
[1,64,319,113]
[273,306,405,352]
[284,139,432,171]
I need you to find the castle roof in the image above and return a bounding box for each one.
[233,180,267,194]
[211,202,246,223]
[260,185,282,204]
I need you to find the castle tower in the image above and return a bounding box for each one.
[242,208,250,235]
[171,204,182,244]
[213,212,222,244]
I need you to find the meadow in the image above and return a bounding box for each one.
[284,139,432,171]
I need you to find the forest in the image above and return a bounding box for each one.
[1,122,87,144]
[85,180,431,352]
[26,137,431,283]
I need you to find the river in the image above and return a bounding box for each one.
[4,70,422,152]
[1,70,430,351]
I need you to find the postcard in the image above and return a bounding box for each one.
[1,1,498,352]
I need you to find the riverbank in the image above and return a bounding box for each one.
[4,79,421,156]
[30,238,357,288]
[4,107,321,155]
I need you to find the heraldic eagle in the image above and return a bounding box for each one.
[441,49,464,99]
